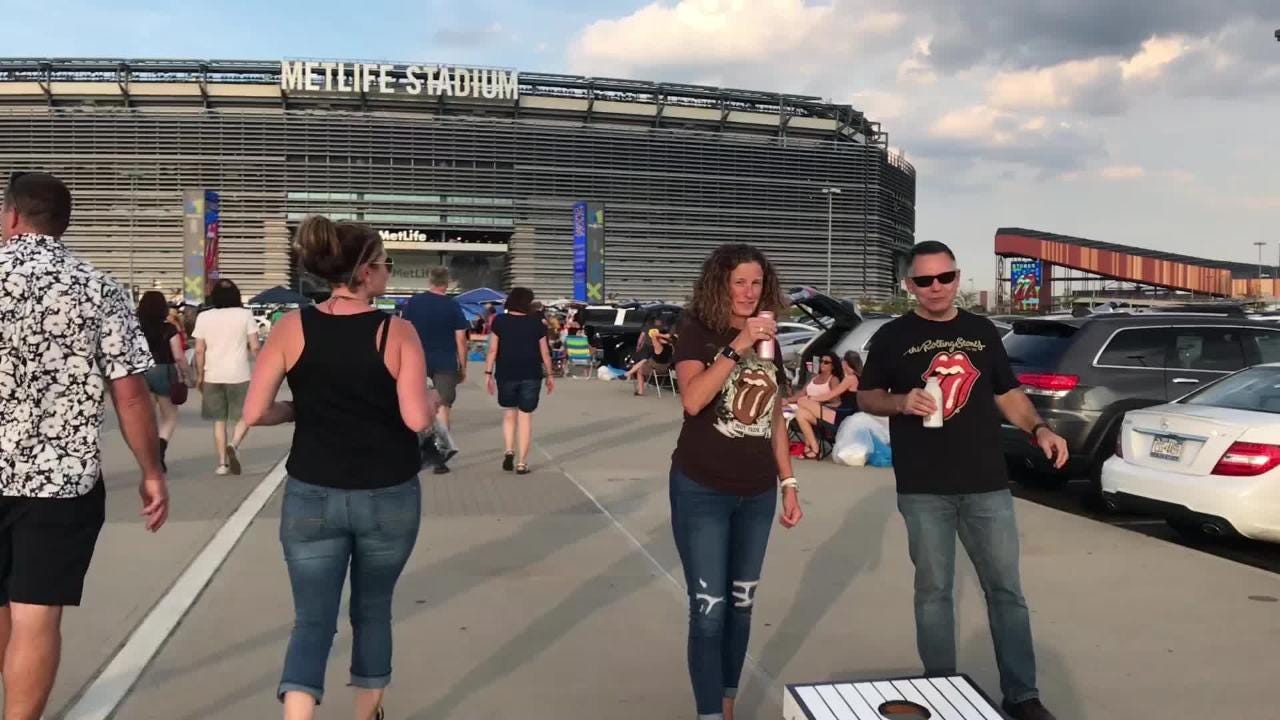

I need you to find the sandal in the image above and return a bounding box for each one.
[502,452,514,471]
[516,463,530,475]
[803,447,820,460]
[375,706,385,720]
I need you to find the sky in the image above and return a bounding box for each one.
[1,0,1277,292]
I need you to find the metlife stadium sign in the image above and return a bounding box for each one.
[280,59,519,100]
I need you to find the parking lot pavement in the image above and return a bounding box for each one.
[46,401,294,718]
[72,371,1280,718]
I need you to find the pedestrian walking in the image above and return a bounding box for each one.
[857,240,1067,720]
[484,287,554,474]
[668,243,803,720]
[137,290,191,471]
[193,278,259,475]
[243,214,434,720]
[0,171,168,719]
[401,266,469,474]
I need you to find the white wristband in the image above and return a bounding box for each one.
[779,477,799,490]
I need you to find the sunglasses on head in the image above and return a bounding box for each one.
[909,271,958,288]
[8,171,28,185]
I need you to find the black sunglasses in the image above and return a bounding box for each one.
[820,359,834,365]
[909,271,958,288]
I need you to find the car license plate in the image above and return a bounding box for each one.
[1150,435,1184,461]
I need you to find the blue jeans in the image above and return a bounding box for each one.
[278,476,421,704]
[669,466,776,720]
[897,490,1038,704]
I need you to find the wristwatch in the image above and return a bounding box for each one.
[720,346,742,363]
[1030,422,1051,438]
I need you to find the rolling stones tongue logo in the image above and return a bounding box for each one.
[923,351,981,420]
[732,367,777,425]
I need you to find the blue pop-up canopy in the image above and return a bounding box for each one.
[454,287,506,305]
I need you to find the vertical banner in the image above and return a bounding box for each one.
[585,202,606,302]
[1009,259,1042,312]
[572,201,588,301]
[203,191,221,281]
[182,190,207,306]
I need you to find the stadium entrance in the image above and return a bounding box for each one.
[292,226,509,299]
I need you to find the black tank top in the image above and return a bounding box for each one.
[285,308,420,489]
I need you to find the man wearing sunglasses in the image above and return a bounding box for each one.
[857,241,1066,720]
[1,172,168,718]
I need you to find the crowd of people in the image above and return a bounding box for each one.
[0,171,1065,720]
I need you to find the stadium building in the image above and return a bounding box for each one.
[0,58,916,301]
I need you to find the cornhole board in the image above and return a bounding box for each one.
[784,675,1004,720]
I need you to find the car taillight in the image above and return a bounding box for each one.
[1211,442,1280,476]
[1017,373,1080,392]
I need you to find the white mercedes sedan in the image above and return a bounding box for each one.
[1102,364,1280,543]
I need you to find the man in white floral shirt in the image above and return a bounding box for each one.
[0,172,169,718]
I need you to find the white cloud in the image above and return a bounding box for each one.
[568,0,906,79]
[1100,165,1146,179]
[987,57,1120,112]
[851,90,906,121]
[1121,35,1190,81]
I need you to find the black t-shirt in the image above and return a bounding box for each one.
[860,311,1019,495]
[143,322,177,365]
[670,315,786,496]
[493,313,546,381]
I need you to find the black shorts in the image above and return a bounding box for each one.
[0,480,106,607]
[497,378,541,413]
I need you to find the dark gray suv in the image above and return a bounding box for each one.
[1002,313,1280,495]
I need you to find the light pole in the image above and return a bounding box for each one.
[116,170,142,297]
[821,187,841,294]
[1255,240,1267,295]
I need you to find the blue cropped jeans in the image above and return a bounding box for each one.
[277,476,421,704]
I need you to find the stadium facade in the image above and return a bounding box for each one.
[0,58,916,301]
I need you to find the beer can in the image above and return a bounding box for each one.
[756,311,775,361]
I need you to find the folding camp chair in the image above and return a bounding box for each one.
[647,363,677,397]
[563,335,596,378]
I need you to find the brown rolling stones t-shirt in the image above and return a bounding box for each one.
[670,315,786,496]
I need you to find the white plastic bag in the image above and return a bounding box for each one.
[832,413,891,466]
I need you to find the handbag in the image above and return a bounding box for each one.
[168,367,188,406]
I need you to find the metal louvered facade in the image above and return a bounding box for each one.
[0,58,915,300]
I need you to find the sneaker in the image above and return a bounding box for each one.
[215,464,230,476]
[433,464,451,475]
[1002,698,1056,720]
[502,452,515,471]
[226,445,241,475]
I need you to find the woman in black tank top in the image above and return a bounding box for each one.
[243,215,435,720]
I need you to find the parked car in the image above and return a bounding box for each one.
[1101,363,1280,542]
[1001,312,1280,499]
[580,302,683,369]
[787,287,862,384]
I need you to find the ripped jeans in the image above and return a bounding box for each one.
[669,465,776,720]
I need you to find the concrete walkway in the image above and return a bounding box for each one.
[44,371,1280,718]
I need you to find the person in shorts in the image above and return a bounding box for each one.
[193,278,260,475]
[0,171,169,719]
[401,266,470,474]
[484,287,555,474]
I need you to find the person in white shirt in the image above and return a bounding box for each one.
[193,279,260,475]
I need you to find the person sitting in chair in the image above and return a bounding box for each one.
[625,320,674,396]
[793,351,862,459]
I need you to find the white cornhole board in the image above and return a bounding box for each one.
[784,675,1004,720]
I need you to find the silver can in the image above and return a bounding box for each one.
[756,311,775,361]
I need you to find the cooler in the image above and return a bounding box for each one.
[783,675,1003,720]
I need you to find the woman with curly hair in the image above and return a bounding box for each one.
[669,243,804,720]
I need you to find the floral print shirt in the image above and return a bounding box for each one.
[0,233,153,497]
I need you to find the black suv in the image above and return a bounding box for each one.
[1002,312,1280,493]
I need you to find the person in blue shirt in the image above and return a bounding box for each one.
[401,267,470,474]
